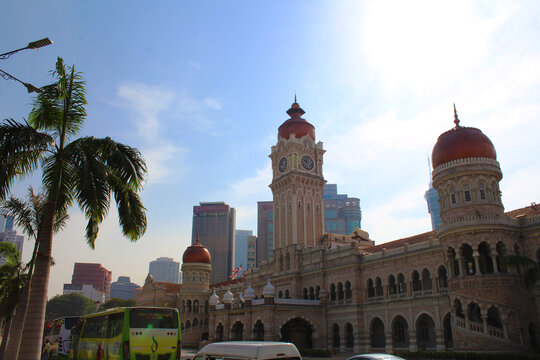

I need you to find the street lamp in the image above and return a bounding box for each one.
[0,69,42,93]
[0,38,53,60]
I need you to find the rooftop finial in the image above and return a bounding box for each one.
[453,103,460,127]
[196,232,200,245]
[294,92,297,104]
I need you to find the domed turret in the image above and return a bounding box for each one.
[277,96,315,141]
[244,283,256,300]
[182,235,211,264]
[209,289,220,306]
[431,105,496,169]
[223,288,234,304]
[262,278,275,298]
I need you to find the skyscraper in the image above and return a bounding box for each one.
[234,230,252,270]
[323,184,362,235]
[256,201,274,264]
[110,276,141,300]
[67,263,112,300]
[0,210,24,265]
[191,202,235,284]
[424,158,442,230]
[149,257,180,283]
[247,235,257,270]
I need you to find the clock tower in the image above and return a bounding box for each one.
[269,98,326,252]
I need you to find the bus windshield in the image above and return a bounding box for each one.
[129,308,178,329]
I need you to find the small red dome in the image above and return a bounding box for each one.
[432,107,496,168]
[277,99,315,141]
[182,240,211,264]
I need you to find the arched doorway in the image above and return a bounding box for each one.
[443,312,453,350]
[280,318,313,349]
[345,323,354,350]
[253,320,264,341]
[215,323,223,342]
[391,315,409,349]
[416,314,436,350]
[332,324,340,349]
[231,321,244,341]
[370,317,386,349]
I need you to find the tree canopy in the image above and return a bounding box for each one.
[99,297,136,311]
[45,293,97,320]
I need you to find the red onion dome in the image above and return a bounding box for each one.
[182,236,211,264]
[432,105,496,169]
[277,97,315,141]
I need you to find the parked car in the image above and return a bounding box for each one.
[346,354,406,360]
[193,341,302,360]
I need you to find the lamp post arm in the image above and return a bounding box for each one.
[0,68,42,93]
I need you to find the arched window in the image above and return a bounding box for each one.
[496,242,507,272]
[375,277,383,297]
[315,285,320,300]
[388,275,397,295]
[309,286,315,300]
[370,318,386,349]
[422,268,432,290]
[412,271,422,292]
[487,306,502,328]
[463,183,471,202]
[204,300,209,314]
[285,290,290,299]
[392,316,409,349]
[253,320,264,341]
[454,299,465,319]
[450,187,456,204]
[303,288,308,300]
[215,323,224,342]
[186,320,191,329]
[337,282,344,300]
[330,283,337,301]
[367,279,375,298]
[478,242,494,274]
[193,300,199,313]
[345,281,352,299]
[461,244,476,275]
[438,266,448,289]
[187,300,192,313]
[479,181,486,200]
[397,274,407,294]
[468,302,482,323]
[278,290,283,298]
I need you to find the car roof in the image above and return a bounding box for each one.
[346,354,406,360]
[197,341,300,358]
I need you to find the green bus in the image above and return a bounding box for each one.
[70,306,181,360]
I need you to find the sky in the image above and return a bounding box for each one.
[1,1,539,299]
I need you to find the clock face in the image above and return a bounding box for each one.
[301,155,314,170]
[278,157,288,172]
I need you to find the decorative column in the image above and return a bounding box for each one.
[490,254,499,273]
[473,251,481,275]
[481,308,488,335]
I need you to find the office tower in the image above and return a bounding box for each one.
[0,230,24,265]
[0,210,14,232]
[323,184,362,235]
[110,276,141,300]
[149,257,180,283]
[191,202,236,284]
[234,230,252,270]
[425,158,442,230]
[247,235,257,270]
[68,263,112,300]
[63,283,105,304]
[256,201,274,264]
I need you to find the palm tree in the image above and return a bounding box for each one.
[0,57,147,360]
[0,242,27,359]
[1,187,68,359]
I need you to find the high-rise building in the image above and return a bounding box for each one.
[323,184,362,235]
[67,263,112,300]
[247,235,257,270]
[191,202,236,284]
[424,158,442,230]
[234,230,252,270]
[425,186,441,230]
[110,276,141,300]
[256,201,274,264]
[149,257,180,284]
[0,210,24,265]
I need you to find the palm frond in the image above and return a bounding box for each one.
[1,196,35,239]
[109,175,147,241]
[42,152,74,214]
[0,119,53,200]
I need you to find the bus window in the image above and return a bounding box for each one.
[107,312,124,338]
[64,317,79,330]
[81,316,107,338]
[129,308,178,329]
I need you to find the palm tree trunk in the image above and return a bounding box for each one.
[5,237,38,360]
[4,281,30,360]
[18,201,55,360]
[0,317,13,360]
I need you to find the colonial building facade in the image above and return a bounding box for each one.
[136,101,540,353]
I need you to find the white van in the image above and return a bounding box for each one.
[193,341,302,360]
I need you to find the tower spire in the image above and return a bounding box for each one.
[453,103,460,127]
[196,232,200,245]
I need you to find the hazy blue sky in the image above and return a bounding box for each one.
[2,1,539,298]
